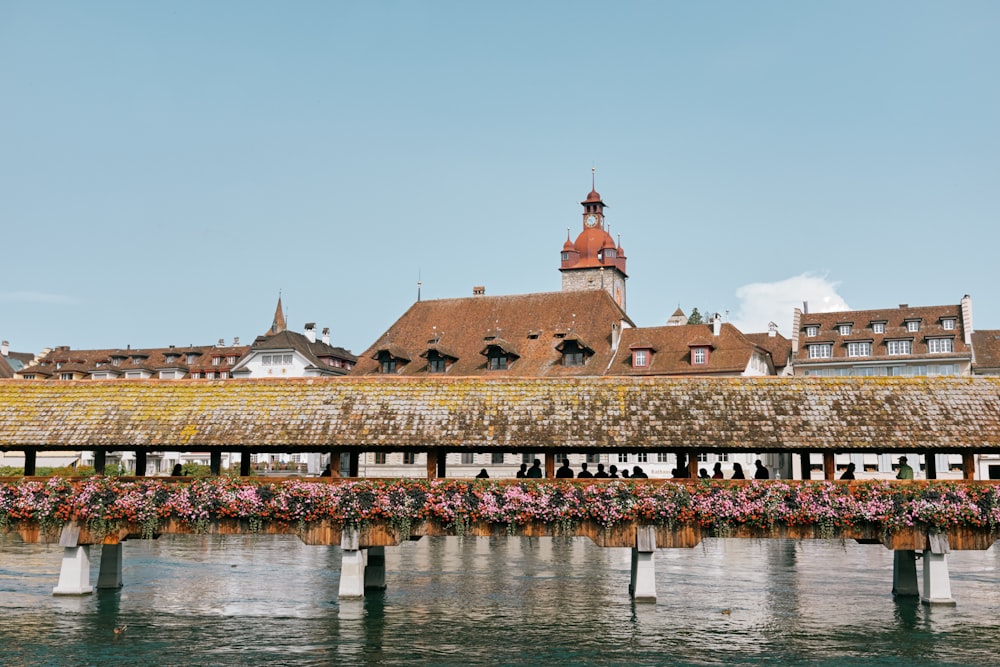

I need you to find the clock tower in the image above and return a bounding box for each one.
[559,176,628,311]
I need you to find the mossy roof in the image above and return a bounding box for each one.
[1,376,999,452]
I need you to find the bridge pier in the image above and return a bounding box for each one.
[892,550,919,598]
[338,529,387,599]
[629,526,657,603]
[364,546,387,591]
[922,534,955,606]
[97,543,124,589]
[53,545,93,595]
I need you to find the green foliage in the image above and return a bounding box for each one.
[687,307,703,325]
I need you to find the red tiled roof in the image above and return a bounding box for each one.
[608,324,767,376]
[744,332,792,370]
[353,291,635,377]
[972,330,1000,373]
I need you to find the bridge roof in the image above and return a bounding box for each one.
[1,376,1000,453]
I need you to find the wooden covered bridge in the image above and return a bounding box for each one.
[3,375,1000,604]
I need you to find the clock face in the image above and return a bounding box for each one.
[585,214,598,227]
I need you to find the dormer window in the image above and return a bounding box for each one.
[164,354,177,364]
[488,351,509,370]
[872,322,886,334]
[426,350,448,373]
[379,354,397,374]
[692,347,708,365]
[481,339,518,371]
[559,340,586,367]
[906,320,921,332]
[838,324,852,336]
[808,343,833,359]
[112,357,122,367]
[212,357,222,366]
[928,338,953,353]
[186,354,197,364]
[941,318,956,331]
[805,326,819,337]
[632,349,651,368]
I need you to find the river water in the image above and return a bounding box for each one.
[2,533,1000,666]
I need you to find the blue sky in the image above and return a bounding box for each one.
[2,2,998,355]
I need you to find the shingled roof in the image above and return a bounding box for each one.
[2,376,999,453]
[607,323,770,376]
[352,290,635,377]
[972,330,1000,374]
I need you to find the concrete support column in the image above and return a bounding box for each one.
[134,449,147,477]
[53,546,94,595]
[339,528,365,600]
[94,449,107,475]
[630,526,657,603]
[364,546,387,592]
[210,451,222,476]
[240,449,251,477]
[892,550,919,598]
[922,533,955,606]
[545,453,556,479]
[24,450,36,476]
[97,543,124,589]
[800,452,812,480]
[823,452,835,481]
[963,453,976,480]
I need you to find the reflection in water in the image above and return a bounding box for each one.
[3,534,1000,665]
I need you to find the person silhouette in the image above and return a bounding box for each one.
[712,462,724,479]
[840,462,856,480]
[593,463,609,478]
[577,462,594,478]
[516,463,528,478]
[731,462,746,480]
[171,463,183,476]
[526,459,543,478]
[754,460,769,480]
[475,468,489,479]
[556,459,574,478]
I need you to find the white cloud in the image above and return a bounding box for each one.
[731,273,850,336]
[0,291,81,305]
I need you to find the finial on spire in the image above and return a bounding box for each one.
[591,164,596,191]
[417,270,422,302]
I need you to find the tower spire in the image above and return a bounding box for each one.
[269,292,286,335]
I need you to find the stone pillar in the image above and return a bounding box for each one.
[364,546,387,592]
[339,528,365,600]
[892,550,919,598]
[94,449,107,475]
[134,449,147,477]
[922,533,955,606]
[210,451,222,476]
[24,450,36,476]
[53,523,92,595]
[630,525,657,603]
[97,543,124,589]
[822,452,835,480]
[545,453,556,479]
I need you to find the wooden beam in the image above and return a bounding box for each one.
[963,453,976,480]
[134,449,147,477]
[348,451,359,477]
[94,450,106,475]
[240,449,251,477]
[545,453,556,479]
[327,449,340,478]
[823,452,835,481]
[800,452,812,480]
[925,454,938,480]
[687,454,699,479]
[437,450,447,478]
[426,449,437,480]
[24,450,36,476]
[210,451,222,476]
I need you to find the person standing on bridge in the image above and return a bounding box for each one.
[556,460,574,478]
[593,463,609,478]
[526,459,543,478]
[754,460,770,480]
[516,463,528,478]
[577,462,594,478]
[896,456,914,480]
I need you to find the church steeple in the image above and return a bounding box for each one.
[268,294,287,336]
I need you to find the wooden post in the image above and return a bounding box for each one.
[925,454,938,480]
[545,452,556,479]
[240,449,251,477]
[800,452,812,480]
[348,451,359,477]
[963,453,976,480]
[687,453,699,479]
[328,449,341,478]
[823,452,835,481]
[94,450,106,475]
[210,451,222,476]
[437,450,447,478]
[134,449,147,477]
[426,449,438,480]
[24,450,36,476]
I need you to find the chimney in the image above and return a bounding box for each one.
[304,323,316,343]
[217,338,225,347]
[712,313,722,336]
[1,340,7,357]
[473,286,486,296]
[322,327,331,345]
[768,322,778,337]
[961,294,974,344]
[899,304,908,309]
[233,337,240,346]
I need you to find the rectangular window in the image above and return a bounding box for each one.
[381,359,397,374]
[692,348,707,364]
[633,349,648,367]
[618,453,629,463]
[522,453,534,464]
[808,344,832,359]
[227,356,236,364]
[805,326,818,337]
[374,452,387,464]
[942,319,956,330]
[428,357,447,373]
[212,357,221,366]
[262,355,272,366]
[847,342,872,357]
[403,452,416,465]
[461,453,474,464]
[906,321,920,332]
[636,453,648,463]
[220,371,228,379]
[60,372,73,380]
[887,340,912,355]
[717,453,730,462]
[872,322,886,334]
[492,452,505,464]
[586,453,600,463]
[698,453,710,462]
[564,351,584,366]
[489,355,508,370]
[657,452,670,463]
[838,325,852,335]
[928,338,953,353]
